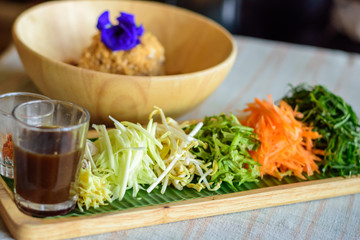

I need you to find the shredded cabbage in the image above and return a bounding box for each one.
[77,106,209,210]
[92,116,163,201]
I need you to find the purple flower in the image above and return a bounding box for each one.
[97,11,144,51]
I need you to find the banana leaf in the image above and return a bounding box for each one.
[1,172,337,218]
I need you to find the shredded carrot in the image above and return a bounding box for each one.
[242,95,322,180]
[2,134,13,160]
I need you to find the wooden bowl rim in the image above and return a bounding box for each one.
[12,0,238,81]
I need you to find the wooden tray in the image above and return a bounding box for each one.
[0,173,359,240]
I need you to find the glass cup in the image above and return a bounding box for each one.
[0,92,51,179]
[12,100,90,217]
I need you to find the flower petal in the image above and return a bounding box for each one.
[97,11,112,30]
[98,11,144,51]
[136,24,144,37]
[117,12,136,24]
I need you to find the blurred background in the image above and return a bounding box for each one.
[1,0,360,54]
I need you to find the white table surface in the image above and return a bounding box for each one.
[0,36,359,240]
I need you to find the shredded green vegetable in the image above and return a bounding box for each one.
[185,113,260,189]
[91,117,162,201]
[282,84,360,176]
[79,107,207,208]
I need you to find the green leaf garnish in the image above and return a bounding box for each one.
[282,84,360,176]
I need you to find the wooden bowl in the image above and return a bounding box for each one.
[12,0,237,125]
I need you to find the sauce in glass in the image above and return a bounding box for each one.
[14,145,81,204]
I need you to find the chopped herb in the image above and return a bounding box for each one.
[282,84,360,176]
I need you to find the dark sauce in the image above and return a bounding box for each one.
[14,127,82,205]
[14,145,81,204]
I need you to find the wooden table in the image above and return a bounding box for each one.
[0,36,359,240]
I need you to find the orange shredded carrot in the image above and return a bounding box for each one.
[2,133,13,160]
[242,95,322,180]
